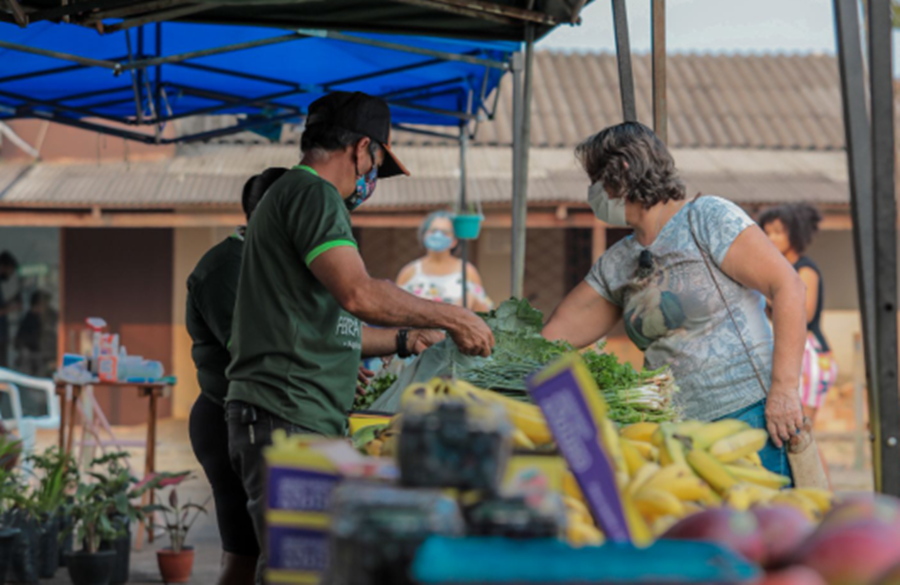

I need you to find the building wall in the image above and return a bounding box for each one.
[62,228,174,424]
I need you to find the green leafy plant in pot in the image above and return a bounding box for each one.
[66,481,121,585]
[26,446,78,579]
[0,436,23,585]
[86,452,160,585]
[150,474,208,584]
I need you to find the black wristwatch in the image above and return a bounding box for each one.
[396,328,412,358]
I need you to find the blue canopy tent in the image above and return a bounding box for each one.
[0,21,515,142]
[0,19,518,306]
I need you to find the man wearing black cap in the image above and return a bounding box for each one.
[225,92,494,579]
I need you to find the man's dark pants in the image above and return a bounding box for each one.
[226,400,318,584]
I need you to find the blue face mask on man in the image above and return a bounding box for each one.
[345,143,379,212]
[423,230,454,252]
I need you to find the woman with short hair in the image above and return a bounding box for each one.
[542,121,807,478]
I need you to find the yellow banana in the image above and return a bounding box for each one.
[621,493,654,547]
[687,449,738,494]
[688,419,751,450]
[770,490,822,522]
[664,476,719,504]
[511,428,536,450]
[624,439,659,462]
[634,488,686,520]
[627,463,661,497]
[745,451,763,467]
[620,422,659,443]
[653,423,687,467]
[621,439,649,477]
[562,471,585,502]
[446,380,554,445]
[794,488,835,513]
[567,519,605,546]
[672,420,706,437]
[640,463,693,495]
[599,418,629,487]
[563,495,592,519]
[683,501,705,515]
[723,484,755,511]
[709,429,769,464]
[725,464,791,490]
[400,382,434,407]
[651,515,680,537]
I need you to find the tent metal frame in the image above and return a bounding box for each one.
[0,25,511,144]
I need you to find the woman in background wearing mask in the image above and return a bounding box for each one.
[542,122,807,479]
[396,211,493,312]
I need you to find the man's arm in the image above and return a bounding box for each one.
[361,328,445,358]
[310,247,493,357]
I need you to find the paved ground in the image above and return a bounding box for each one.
[27,419,875,584]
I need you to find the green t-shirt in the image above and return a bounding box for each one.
[226,167,362,436]
[186,234,243,406]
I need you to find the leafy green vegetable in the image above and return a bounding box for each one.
[353,371,398,411]
[462,299,680,423]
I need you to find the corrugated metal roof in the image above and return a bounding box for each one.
[181,51,847,151]
[0,144,849,210]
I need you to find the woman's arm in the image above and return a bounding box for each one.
[465,264,493,312]
[719,225,806,448]
[797,267,820,324]
[542,281,623,349]
[396,262,417,287]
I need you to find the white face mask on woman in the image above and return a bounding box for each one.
[587,181,628,227]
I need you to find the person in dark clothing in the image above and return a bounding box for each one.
[0,252,21,369]
[186,167,288,585]
[759,204,836,422]
[14,291,49,376]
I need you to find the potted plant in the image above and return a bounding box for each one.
[152,476,209,584]
[66,482,120,585]
[0,437,23,585]
[87,452,160,585]
[27,446,78,579]
[453,201,484,240]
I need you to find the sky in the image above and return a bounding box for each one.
[539,0,869,56]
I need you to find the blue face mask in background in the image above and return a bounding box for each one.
[424,230,454,252]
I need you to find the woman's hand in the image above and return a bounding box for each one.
[765,383,804,448]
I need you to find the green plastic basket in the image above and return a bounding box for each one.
[453,214,483,240]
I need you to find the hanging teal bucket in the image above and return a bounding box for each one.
[453,214,483,240]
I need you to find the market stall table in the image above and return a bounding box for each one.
[55,380,172,545]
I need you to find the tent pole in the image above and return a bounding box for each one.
[511,25,534,299]
[868,0,900,496]
[651,0,667,143]
[833,0,879,490]
[611,0,636,122]
[0,40,120,71]
[460,124,468,310]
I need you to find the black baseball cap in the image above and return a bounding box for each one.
[306,91,410,178]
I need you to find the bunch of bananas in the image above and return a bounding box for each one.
[400,377,553,450]
[608,420,834,533]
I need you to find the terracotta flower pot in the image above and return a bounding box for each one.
[156,547,194,583]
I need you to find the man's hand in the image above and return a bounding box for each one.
[447,312,494,358]
[356,365,374,397]
[765,383,804,448]
[407,329,445,355]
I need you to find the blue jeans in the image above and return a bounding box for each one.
[716,399,794,486]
